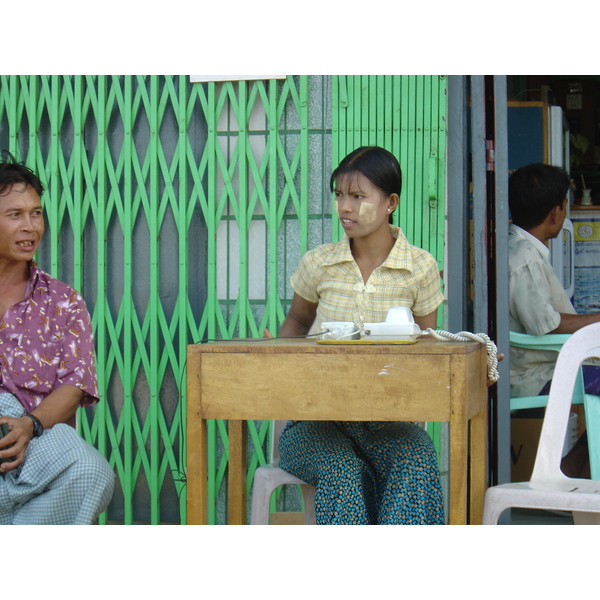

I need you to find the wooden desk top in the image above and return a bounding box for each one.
[187,337,486,422]
[189,336,482,354]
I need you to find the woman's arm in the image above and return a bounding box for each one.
[414,309,437,331]
[277,293,318,337]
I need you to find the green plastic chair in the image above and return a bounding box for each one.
[509,332,583,411]
[509,331,600,478]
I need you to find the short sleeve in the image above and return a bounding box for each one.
[290,250,321,304]
[411,256,444,317]
[509,261,561,336]
[55,293,99,406]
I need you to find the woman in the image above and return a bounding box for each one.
[274,146,444,524]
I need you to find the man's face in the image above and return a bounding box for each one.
[0,183,44,266]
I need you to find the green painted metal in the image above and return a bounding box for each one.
[0,75,447,524]
[195,77,314,522]
[0,76,211,523]
[331,75,447,284]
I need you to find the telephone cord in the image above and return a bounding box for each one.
[423,329,500,383]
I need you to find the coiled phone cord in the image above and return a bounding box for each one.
[423,329,500,383]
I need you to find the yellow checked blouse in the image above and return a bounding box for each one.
[290,225,444,332]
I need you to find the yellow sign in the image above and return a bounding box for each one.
[574,221,600,242]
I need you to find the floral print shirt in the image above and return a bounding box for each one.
[0,261,99,413]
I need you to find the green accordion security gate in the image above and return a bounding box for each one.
[0,75,447,524]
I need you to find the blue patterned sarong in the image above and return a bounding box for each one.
[279,420,444,525]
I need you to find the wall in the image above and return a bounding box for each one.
[0,75,447,523]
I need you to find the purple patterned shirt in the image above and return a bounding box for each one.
[0,261,99,413]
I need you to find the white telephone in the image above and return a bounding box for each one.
[320,306,500,383]
[362,306,421,341]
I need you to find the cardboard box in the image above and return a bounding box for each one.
[511,417,544,482]
[511,410,583,482]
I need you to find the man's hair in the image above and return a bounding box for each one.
[509,163,570,230]
[0,150,45,197]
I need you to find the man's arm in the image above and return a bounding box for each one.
[549,311,600,334]
[509,258,572,336]
[0,384,83,472]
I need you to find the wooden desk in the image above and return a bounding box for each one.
[186,337,488,525]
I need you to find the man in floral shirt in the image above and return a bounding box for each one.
[0,262,99,414]
[0,151,114,524]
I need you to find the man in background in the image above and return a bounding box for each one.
[508,162,600,478]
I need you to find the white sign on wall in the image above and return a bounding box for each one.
[190,75,286,83]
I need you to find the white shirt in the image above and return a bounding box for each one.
[508,223,576,397]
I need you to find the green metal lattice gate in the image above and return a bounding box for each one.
[0,75,447,524]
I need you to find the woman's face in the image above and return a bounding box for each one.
[0,183,45,266]
[333,171,397,239]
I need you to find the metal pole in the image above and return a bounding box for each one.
[446,76,470,332]
[470,76,489,335]
[492,75,511,487]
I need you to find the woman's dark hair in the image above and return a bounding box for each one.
[508,163,570,230]
[0,150,45,196]
[330,146,402,198]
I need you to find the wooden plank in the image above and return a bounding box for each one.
[465,341,488,419]
[448,352,468,525]
[200,353,451,422]
[186,349,207,524]
[469,407,487,525]
[269,512,305,525]
[190,336,480,354]
[227,420,247,524]
[468,344,488,524]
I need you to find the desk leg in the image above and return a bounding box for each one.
[448,416,468,525]
[187,417,208,524]
[469,408,487,525]
[186,348,207,525]
[228,420,247,524]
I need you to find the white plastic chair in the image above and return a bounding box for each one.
[483,323,600,525]
[509,331,600,477]
[250,420,316,525]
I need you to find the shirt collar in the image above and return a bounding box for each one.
[323,224,414,272]
[509,223,550,259]
[26,260,41,296]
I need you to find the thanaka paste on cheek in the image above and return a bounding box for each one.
[358,202,377,224]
